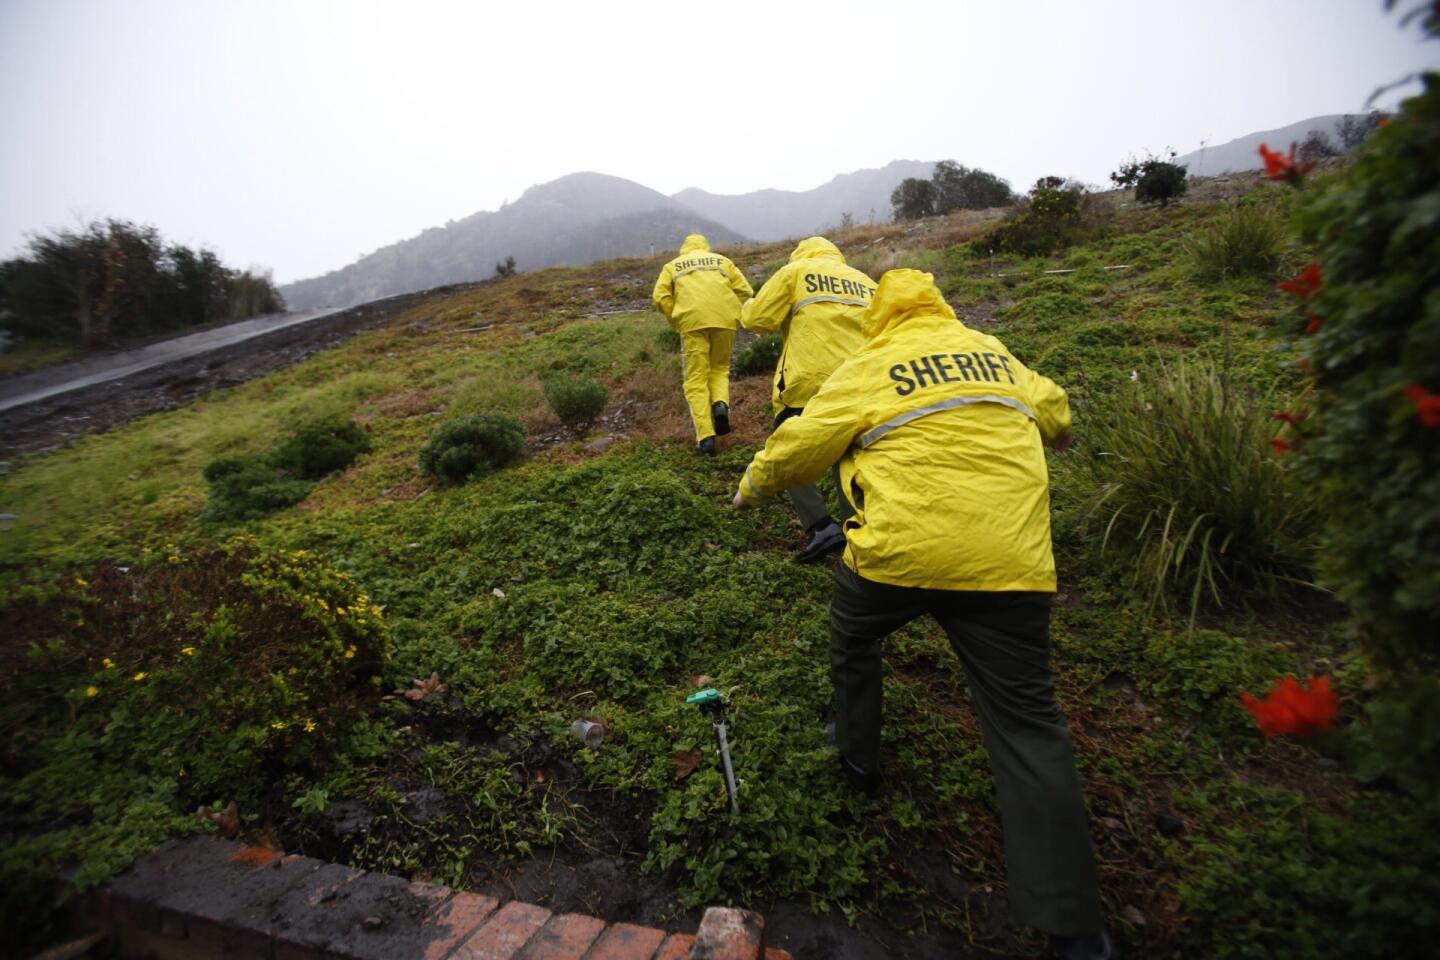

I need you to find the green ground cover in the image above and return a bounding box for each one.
[3,191,1435,958]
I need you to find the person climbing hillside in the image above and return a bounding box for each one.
[732,269,1110,960]
[651,234,753,455]
[740,236,876,561]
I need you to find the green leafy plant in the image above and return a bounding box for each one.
[1070,359,1320,622]
[1291,69,1440,795]
[1185,203,1289,281]
[655,328,682,353]
[542,374,609,436]
[418,414,526,485]
[978,176,1106,256]
[734,333,782,377]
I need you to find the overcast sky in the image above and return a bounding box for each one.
[2,0,1436,284]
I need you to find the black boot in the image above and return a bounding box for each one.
[711,401,731,436]
[795,520,845,563]
[839,755,880,799]
[695,436,716,457]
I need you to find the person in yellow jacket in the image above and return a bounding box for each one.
[733,269,1109,959]
[740,236,875,561]
[652,234,753,455]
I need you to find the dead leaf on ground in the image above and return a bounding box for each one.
[247,822,284,852]
[689,675,714,689]
[672,748,702,780]
[490,587,506,599]
[1121,904,1146,926]
[702,541,718,552]
[199,800,239,839]
[403,672,446,702]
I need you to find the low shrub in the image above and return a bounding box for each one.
[202,416,368,521]
[1069,359,1320,621]
[1111,152,1188,207]
[976,176,1106,257]
[0,540,389,948]
[418,414,526,485]
[542,374,608,436]
[272,416,371,480]
[734,333,782,377]
[1185,203,1288,281]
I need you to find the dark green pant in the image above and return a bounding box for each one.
[774,406,853,530]
[828,563,1103,937]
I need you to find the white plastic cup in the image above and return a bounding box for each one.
[570,719,606,750]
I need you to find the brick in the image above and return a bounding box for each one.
[583,922,667,960]
[690,907,763,960]
[418,889,502,960]
[514,912,606,960]
[653,932,696,960]
[453,900,552,960]
[763,949,793,960]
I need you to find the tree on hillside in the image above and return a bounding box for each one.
[1110,150,1188,207]
[494,255,517,278]
[1299,129,1341,163]
[1335,110,1386,150]
[890,178,937,221]
[932,160,1017,213]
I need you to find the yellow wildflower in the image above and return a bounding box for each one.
[180,647,196,656]
[303,720,317,733]
[271,720,286,730]
[85,685,99,697]
[102,657,115,669]
[343,646,356,660]
[74,576,88,587]
[132,672,148,682]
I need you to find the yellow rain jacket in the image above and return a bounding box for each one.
[740,236,876,415]
[652,235,752,334]
[737,269,1072,592]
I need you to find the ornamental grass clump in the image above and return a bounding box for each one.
[418,413,526,485]
[1072,359,1320,623]
[1184,202,1289,282]
[542,374,609,436]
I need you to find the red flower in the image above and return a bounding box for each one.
[1258,142,1316,183]
[1404,384,1440,428]
[1270,409,1308,425]
[1269,437,1291,454]
[1304,311,1323,334]
[1277,262,1323,298]
[1240,675,1338,737]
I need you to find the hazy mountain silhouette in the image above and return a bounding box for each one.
[671,160,937,241]
[1174,115,1352,176]
[280,173,744,310]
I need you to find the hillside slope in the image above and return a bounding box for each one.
[1175,114,1349,175]
[4,186,1436,959]
[280,172,745,310]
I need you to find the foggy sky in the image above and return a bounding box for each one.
[2,0,1436,284]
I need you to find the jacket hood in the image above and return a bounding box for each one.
[788,236,844,264]
[861,269,958,340]
[680,234,710,254]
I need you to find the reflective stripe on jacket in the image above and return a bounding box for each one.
[737,269,1071,592]
[740,236,875,414]
[652,234,753,334]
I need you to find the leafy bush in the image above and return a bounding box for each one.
[203,416,368,521]
[418,414,526,485]
[1292,71,1440,794]
[1070,359,1319,621]
[655,327,682,353]
[0,540,389,947]
[542,374,609,436]
[890,177,937,221]
[1185,203,1288,282]
[734,333,782,377]
[1111,152,1189,206]
[272,416,371,480]
[977,177,1106,256]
